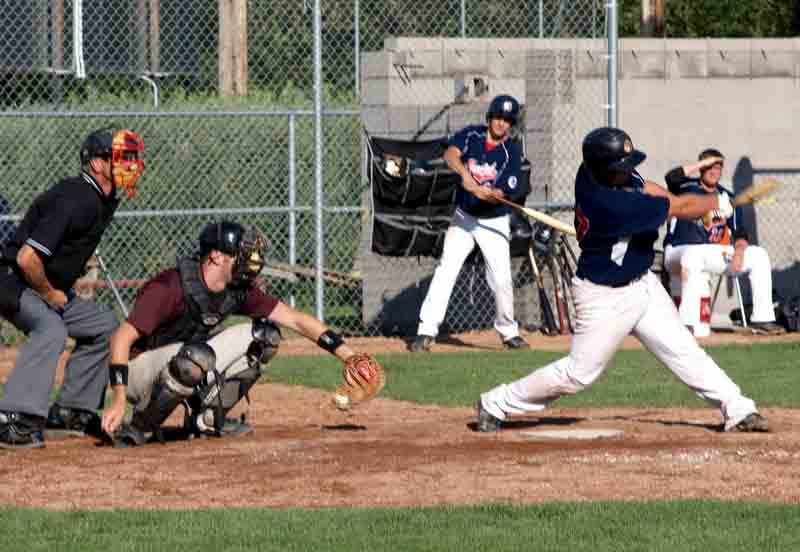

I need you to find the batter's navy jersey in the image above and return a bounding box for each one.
[449,125,522,218]
[574,165,669,287]
[663,182,741,248]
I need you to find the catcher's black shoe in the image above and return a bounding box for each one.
[729,412,770,433]
[476,400,502,433]
[409,335,434,353]
[503,336,530,350]
[749,321,786,336]
[45,404,103,438]
[111,423,149,447]
[0,411,46,449]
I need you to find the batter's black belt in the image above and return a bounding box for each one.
[608,270,648,288]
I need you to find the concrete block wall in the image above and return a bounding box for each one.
[360,37,800,334]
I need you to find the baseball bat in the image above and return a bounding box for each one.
[527,247,558,335]
[731,177,780,207]
[495,196,577,236]
[546,254,569,335]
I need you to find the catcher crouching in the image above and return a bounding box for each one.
[101,221,384,447]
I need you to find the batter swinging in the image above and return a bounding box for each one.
[476,127,769,433]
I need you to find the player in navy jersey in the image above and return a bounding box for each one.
[410,94,529,352]
[663,149,784,335]
[476,127,768,433]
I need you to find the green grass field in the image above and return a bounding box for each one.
[2,341,799,551]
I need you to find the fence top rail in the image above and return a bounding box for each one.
[0,109,360,119]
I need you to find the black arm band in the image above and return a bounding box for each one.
[109,363,129,386]
[317,330,345,355]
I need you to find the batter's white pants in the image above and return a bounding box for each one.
[417,208,519,341]
[481,271,759,430]
[664,244,776,325]
[127,323,254,411]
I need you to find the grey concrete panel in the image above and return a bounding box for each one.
[749,48,795,78]
[361,106,389,134]
[404,50,444,77]
[444,48,490,76]
[621,49,666,79]
[576,49,607,78]
[360,51,406,79]
[388,106,422,134]
[488,48,527,78]
[383,37,445,52]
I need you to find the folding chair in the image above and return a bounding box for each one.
[711,273,748,329]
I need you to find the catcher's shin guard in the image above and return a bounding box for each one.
[189,319,281,436]
[129,342,215,436]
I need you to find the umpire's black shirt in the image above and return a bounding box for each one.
[2,171,119,292]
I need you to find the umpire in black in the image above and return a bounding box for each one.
[0,127,145,449]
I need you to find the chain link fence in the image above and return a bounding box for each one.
[0,0,606,343]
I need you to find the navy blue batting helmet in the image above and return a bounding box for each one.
[582,127,646,175]
[486,95,520,125]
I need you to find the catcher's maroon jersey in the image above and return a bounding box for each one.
[127,268,278,338]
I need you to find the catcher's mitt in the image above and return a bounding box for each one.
[332,353,385,410]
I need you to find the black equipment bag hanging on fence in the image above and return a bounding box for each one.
[367,135,532,259]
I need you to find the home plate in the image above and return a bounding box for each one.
[519,428,623,440]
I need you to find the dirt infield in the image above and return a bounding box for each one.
[1,330,799,510]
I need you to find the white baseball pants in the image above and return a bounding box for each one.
[127,323,253,411]
[481,271,758,430]
[664,244,776,325]
[417,208,519,340]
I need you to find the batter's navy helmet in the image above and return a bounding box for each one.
[582,127,646,175]
[486,95,520,125]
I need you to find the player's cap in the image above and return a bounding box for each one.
[582,127,646,175]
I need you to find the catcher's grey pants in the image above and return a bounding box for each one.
[481,271,759,430]
[0,288,118,418]
[127,322,253,413]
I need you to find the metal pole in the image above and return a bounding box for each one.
[354,0,360,97]
[606,0,618,127]
[460,0,466,37]
[288,113,297,308]
[313,0,325,321]
[95,252,129,317]
[538,0,543,38]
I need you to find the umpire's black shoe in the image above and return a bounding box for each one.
[0,411,46,449]
[475,400,502,433]
[409,335,435,353]
[45,404,103,438]
[729,412,770,433]
[503,336,530,350]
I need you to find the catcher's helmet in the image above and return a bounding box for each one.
[199,221,267,284]
[199,221,245,257]
[582,127,646,175]
[486,94,520,125]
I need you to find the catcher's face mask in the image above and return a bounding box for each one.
[232,229,267,285]
[111,130,145,198]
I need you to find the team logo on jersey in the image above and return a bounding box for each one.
[623,139,633,153]
[508,176,517,189]
[467,159,498,184]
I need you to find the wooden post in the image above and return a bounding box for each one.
[219,0,248,96]
[150,0,161,74]
[641,0,665,36]
[51,0,64,70]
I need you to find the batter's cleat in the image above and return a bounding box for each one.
[729,412,770,433]
[749,321,786,336]
[0,411,46,449]
[409,335,435,353]
[194,417,253,439]
[475,400,502,433]
[45,404,103,438]
[503,336,530,350]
